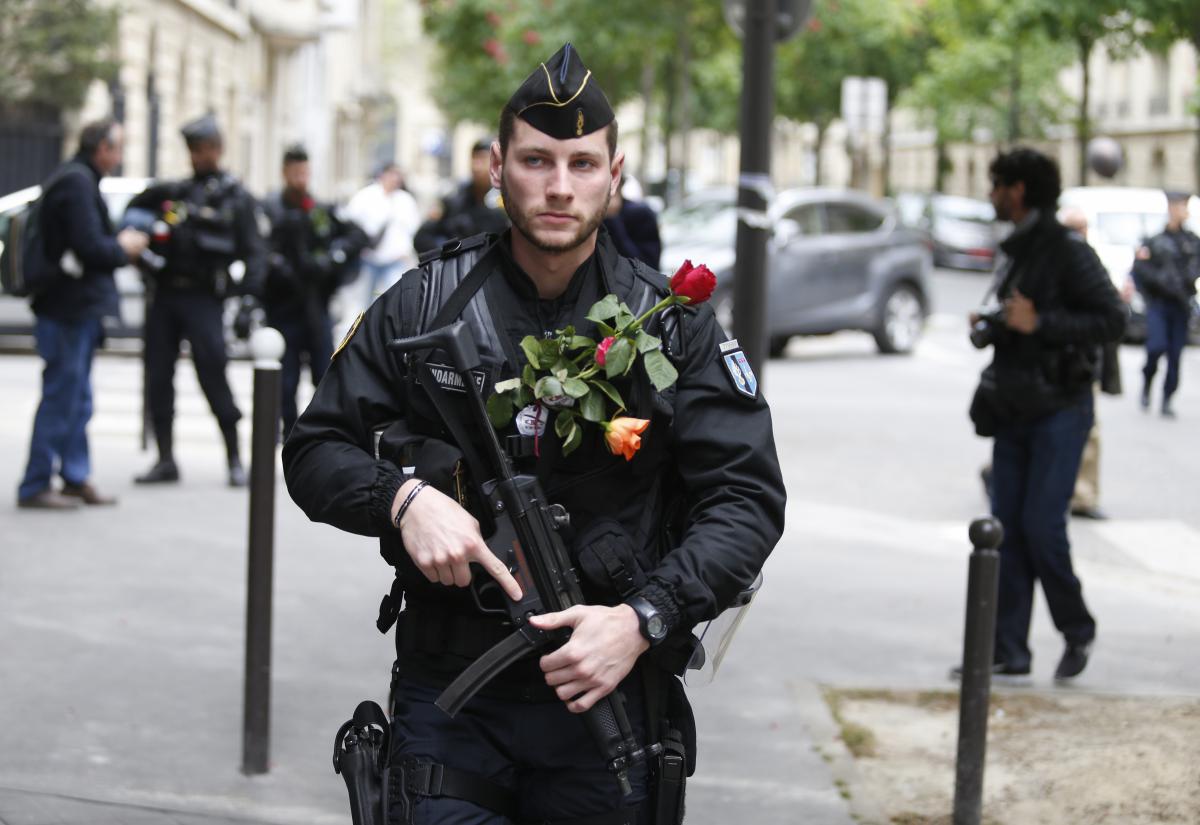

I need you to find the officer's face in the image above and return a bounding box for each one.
[188,139,223,175]
[494,118,623,254]
[283,160,310,194]
[1167,200,1189,228]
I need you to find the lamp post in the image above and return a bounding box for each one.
[724,0,811,384]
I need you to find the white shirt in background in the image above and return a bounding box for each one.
[345,182,422,269]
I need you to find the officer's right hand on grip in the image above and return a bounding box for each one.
[391,478,523,601]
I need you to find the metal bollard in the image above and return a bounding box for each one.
[952,516,1004,825]
[242,327,284,776]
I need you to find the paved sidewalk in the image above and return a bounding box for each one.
[0,351,854,825]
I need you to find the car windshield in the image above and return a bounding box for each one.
[1093,211,1166,247]
[660,194,735,246]
[934,196,994,224]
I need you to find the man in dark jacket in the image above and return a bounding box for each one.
[412,138,509,254]
[604,178,662,271]
[126,114,269,487]
[1134,191,1198,418]
[284,43,785,824]
[969,148,1125,682]
[261,145,369,436]
[17,120,149,509]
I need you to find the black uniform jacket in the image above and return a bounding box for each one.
[987,212,1126,413]
[282,229,785,665]
[31,156,124,323]
[261,190,370,320]
[1134,228,1199,307]
[128,170,268,297]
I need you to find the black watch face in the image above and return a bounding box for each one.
[646,614,666,640]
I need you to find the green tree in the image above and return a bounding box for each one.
[1132,0,1200,190]
[0,0,118,109]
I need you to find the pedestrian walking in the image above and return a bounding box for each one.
[604,176,662,270]
[125,114,269,487]
[17,120,149,510]
[283,42,785,823]
[412,138,509,254]
[965,148,1125,681]
[344,162,421,302]
[1133,191,1198,419]
[1058,206,1121,520]
[261,145,369,437]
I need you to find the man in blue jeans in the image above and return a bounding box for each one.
[969,148,1125,681]
[17,120,148,510]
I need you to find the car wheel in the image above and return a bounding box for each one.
[874,282,925,354]
[768,336,790,358]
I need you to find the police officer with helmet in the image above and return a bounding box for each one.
[127,114,268,487]
[283,44,785,824]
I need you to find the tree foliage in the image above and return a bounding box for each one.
[0,0,119,109]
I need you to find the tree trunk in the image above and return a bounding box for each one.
[813,121,826,186]
[882,100,893,197]
[638,60,655,184]
[1077,35,1093,186]
[663,54,676,202]
[935,127,949,193]
[1008,37,1022,143]
[675,4,691,201]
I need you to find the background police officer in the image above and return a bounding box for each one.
[412,137,509,254]
[1134,191,1198,418]
[283,44,785,825]
[127,115,268,487]
[261,145,369,436]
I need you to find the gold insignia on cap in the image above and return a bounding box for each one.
[332,311,364,360]
[576,109,584,136]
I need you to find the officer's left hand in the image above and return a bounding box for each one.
[1004,289,1039,334]
[530,605,649,714]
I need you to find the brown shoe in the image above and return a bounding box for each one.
[17,489,83,510]
[61,481,118,506]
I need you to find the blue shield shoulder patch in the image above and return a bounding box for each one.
[721,343,758,399]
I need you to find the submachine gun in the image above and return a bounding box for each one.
[387,320,661,796]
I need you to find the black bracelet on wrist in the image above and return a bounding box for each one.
[393,480,429,529]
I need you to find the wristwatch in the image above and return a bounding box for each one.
[626,596,668,646]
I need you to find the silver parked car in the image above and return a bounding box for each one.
[661,187,933,356]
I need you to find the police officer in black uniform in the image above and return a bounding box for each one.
[1134,191,1198,418]
[261,145,369,436]
[413,138,510,254]
[128,115,268,487]
[283,44,785,825]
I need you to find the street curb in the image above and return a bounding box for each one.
[0,785,284,825]
[789,681,889,825]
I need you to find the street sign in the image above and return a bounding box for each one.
[840,76,888,137]
[723,0,812,42]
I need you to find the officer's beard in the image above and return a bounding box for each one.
[501,174,610,254]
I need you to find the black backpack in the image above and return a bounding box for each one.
[0,165,88,298]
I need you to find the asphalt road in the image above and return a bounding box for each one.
[1,268,1197,824]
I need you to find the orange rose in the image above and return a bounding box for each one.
[603,416,650,461]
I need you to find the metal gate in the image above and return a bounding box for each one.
[0,102,64,195]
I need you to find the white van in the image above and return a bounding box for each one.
[1057,186,1200,340]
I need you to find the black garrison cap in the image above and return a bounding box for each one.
[1165,190,1191,204]
[180,114,222,146]
[507,43,614,139]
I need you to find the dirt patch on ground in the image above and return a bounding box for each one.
[826,688,1200,825]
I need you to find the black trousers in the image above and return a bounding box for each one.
[388,677,652,824]
[267,309,333,436]
[144,289,241,450]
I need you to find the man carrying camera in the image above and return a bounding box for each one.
[967,148,1125,681]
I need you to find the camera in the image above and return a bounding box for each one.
[969,309,1006,349]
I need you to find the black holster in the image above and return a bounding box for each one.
[655,729,687,825]
[333,700,391,825]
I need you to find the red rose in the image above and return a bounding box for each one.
[669,260,716,304]
[300,196,316,212]
[595,336,615,366]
